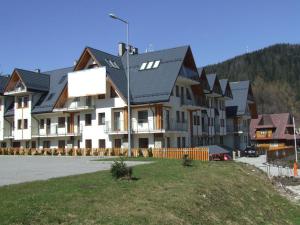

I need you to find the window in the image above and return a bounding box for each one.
[176,85,180,97]
[77,140,80,148]
[110,87,117,98]
[140,62,147,70]
[31,141,36,149]
[182,137,186,148]
[24,119,28,129]
[58,140,65,149]
[181,112,185,123]
[99,139,106,148]
[86,96,92,106]
[138,110,148,123]
[193,115,197,125]
[85,139,92,149]
[43,141,50,148]
[47,93,54,101]
[146,61,154,69]
[17,97,22,108]
[0,98,2,110]
[177,137,181,148]
[74,97,80,102]
[58,75,67,84]
[23,96,29,108]
[114,139,121,148]
[153,60,160,68]
[166,137,170,148]
[176,111,180,123]
[17,119,22,129]
[25,141,30,148]
[97,94,105,99]
[139,138,149,148]
[85,114,92,126]
[98,113,105,125]
[40,119,45,129]
[58,117,65,128]
[186,88,191,100]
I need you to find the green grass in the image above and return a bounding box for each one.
[0,159,299,225]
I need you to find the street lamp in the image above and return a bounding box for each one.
[109,13,131,157]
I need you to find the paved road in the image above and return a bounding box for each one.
[236,155,299,177]
[0,156,149,186]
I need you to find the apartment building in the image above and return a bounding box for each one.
[224,81,257,150]
[0,44,239,150]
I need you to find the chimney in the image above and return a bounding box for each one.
[118,42,126,56]
[35,69,41,73]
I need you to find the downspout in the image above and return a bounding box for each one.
[149,104,155,148]
[4,117,13,147]
[32,114,40,148]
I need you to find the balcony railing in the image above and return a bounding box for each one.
[54,98,95,112]
[105,118,188,134]
[32,125,83,137]
[3,128,14,138]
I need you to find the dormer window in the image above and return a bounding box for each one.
[58,75,67,84]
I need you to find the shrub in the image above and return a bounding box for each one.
[110,159,133,180]
[148,148,153,157]
[182,154,192,167]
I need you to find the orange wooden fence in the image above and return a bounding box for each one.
[0,147,209,161]
[152,148,209,161]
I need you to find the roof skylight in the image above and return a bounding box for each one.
[140,60,161,71]
[153,60,160,68]
[146,61,154,69]
[105,59,120,69]
[140,62,147,70]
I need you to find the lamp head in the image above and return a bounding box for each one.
[109,13,118,19]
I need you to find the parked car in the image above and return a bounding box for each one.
[243,146,259,157]
[210,153,232,161]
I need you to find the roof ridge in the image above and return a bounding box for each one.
[44,66,74,73]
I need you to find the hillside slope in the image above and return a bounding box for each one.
[205,44,300,120]
[0,159,299,224]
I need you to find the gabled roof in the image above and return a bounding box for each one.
[225,80,254,117]
[206,73,222,95]
[123,45,190,104]
[250,113,300,140]
[81,45,192,105]
[12,69,50,92]
[0,76,10,95]
[32,67,74,114]
[219,79,233,98]
[86,47,128,100]
[197,68,210,92]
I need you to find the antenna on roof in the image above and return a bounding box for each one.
[145,44,154,53]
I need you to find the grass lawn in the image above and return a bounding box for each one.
[0,159,299,225]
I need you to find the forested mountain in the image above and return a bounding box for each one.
[205,44,300,121]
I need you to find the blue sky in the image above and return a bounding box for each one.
[0,0,299,74]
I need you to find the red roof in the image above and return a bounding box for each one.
[250,113,300,140]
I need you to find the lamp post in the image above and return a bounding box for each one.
[109,13,131,157]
